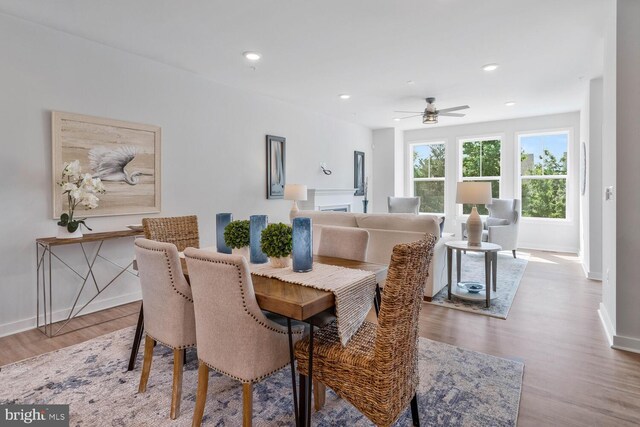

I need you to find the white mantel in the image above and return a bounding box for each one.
[300,188,357,212]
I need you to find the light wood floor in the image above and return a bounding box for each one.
[1,250,639,426]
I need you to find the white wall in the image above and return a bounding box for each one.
[0,14,372,336]
[372,128,395,213]
[579,78,603,280]
[403,112,581,253]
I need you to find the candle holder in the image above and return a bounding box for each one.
[249,215,269,264]
[216,213,233,254]
[292,217,313,272]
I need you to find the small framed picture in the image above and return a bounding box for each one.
[354,151,365,196]
[266,135,286,199]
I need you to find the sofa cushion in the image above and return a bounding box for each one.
[294,211,358,228]
[355,213,440,235]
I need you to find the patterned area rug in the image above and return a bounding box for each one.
[429,252,529,319]
[0,326,524,426]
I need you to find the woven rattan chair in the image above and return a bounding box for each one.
[142,215,200,251]
[184,248,305,427]
[134,238,197,420]
[294,236,437,427]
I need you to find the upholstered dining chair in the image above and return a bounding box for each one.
[388,196,421,214]
[461,198,520,257]
[317,225,369,261]
[128,215,201,372]
[294,236,437,427]
[184,248,305,427]
[134,238,197,420]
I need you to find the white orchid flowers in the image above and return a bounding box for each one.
[57,160,106,233]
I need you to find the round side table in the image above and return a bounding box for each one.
[444,241,502,308]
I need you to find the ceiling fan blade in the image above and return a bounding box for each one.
[399,114,424,119]
[438,105,470,113]
[394,110,424,114]
[439,112,466,117]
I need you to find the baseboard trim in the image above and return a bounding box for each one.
[581,262,603,281]
[612,335,640,354]
[518,243,579,254]
[598,303,615,347]
[0,291,142,338]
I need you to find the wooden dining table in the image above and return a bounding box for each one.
[128,253,387,427]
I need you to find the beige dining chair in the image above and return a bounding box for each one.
[295,236,437,427]
[134,238,197,420]
[317,225,369,262]
[184,248,305,427]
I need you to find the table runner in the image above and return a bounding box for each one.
[250,262,376,346]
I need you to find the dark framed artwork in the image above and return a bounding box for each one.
[266,135,286,199]
[354,151,365,196]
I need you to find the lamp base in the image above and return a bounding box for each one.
[466,206,483,246]
[289,200,299,221]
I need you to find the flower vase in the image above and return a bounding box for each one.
[249,215,269,264]
[270,256,291,268]
[232,246,249,259]
[57,226,83,239]
[292,217,313,272]
[216,213,233,254]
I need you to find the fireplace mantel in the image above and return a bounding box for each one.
[299,188,357,212]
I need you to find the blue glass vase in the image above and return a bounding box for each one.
[250,215,269,264]
[292,217,313,272]
[216,213,233,254]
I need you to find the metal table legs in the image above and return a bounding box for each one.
[447,248,498,308]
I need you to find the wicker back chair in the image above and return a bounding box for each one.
[142,215,200,251]
[294,235,437,427]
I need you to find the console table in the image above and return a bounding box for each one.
[36,230,143,337]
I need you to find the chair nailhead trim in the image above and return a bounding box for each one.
[145,333,196,350]
[200,358,290,384]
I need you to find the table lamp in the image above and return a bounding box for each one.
[284,184,307,219]
[456,182,492,246]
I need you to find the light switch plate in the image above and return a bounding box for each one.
[605,186,614,201]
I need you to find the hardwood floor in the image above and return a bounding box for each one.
[1,250,639,426]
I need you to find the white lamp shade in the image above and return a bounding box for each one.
[455,182,492,205]
[284,184,308,201]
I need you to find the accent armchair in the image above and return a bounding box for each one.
[388,197,421,214]
[461,198,520,257]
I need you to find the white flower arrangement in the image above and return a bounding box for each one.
[57,160,106,233]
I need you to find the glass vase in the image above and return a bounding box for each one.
[216,213,233,254]
[292,217,313,272]
[250,215,269,264]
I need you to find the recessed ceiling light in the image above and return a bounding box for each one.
[482,63,499,72]
[339,94,351,100]
[243,51,261,61]
[393,118,401,122]
[505,101,516,106]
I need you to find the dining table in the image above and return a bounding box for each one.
[128,253,387,427]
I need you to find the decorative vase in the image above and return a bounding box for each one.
[466,206,483,246]
[216,213,233,254]
[292,217,313,272]
[249,215,269,264]
[270,256,291,268]
[232,246,249,259]
[57,226,83,239]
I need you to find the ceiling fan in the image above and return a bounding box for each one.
[395,97,470,124]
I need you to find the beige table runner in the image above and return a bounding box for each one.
[250,262,376,346]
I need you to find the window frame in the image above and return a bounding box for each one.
[515,128,572,222]
[408,140,447,215]
[457,135,503,217]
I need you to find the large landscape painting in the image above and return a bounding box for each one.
[52,111,161,217]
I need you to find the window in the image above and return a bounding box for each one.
[410,142,445,213]
[518,131,569,219]
[460,138,501,215]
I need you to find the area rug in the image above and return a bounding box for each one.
[429,252,529,319]
[0,326,524,426]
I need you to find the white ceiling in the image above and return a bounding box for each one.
[0,0,606,130]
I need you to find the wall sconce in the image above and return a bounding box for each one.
[320,162,332,175]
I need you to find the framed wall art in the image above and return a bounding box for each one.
[52,111,161,217]
[266,135,286,199]
[354,150,365,196]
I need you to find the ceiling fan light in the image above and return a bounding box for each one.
[423,113,438,124]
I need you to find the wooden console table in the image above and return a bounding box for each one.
[36,230,143,337]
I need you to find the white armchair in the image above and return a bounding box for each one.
[461,198,520,257]
[388,197,420,214]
